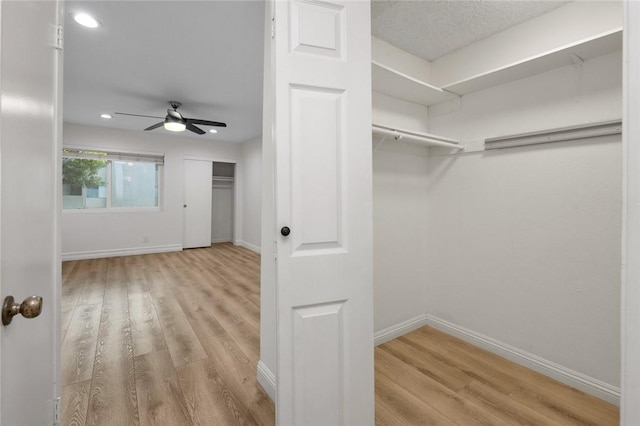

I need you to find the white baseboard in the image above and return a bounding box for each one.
[236,240,261,254]
[257,360,276,401]
[374,314,428,346]
[211,238,232,244]
[61,244,183,261]
[425,314,621,405]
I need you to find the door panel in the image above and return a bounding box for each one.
[270,1,374,424]
[183,159,213,249]
[0,1,61,424]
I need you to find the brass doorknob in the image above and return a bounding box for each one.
[2,295,43,326]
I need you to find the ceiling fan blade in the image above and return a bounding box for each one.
[114,112,163,119]
[186,118,227,127]
[186,122,205,135]
[144,122,164,131]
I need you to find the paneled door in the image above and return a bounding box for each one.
[183,159,213,249]
[0,0,62,424]
[268,1,374,424]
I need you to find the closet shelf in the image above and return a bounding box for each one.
[372,124,464,150]
[372,29,621,105]
[442,28,622,96]
[212,176,234,181]
[372,61,458,106]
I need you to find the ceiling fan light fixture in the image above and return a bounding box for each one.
[164,118,186,132]
[209,129,218,134]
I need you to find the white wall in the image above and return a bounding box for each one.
[373,146,429,332]
[426,52,622,387]
[62,123,243,259]
[238,137,262,252]
[372,92,432,332]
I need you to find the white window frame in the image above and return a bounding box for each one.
[62,147,164,213]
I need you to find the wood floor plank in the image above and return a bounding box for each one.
[61,260,91,339]
[86,319,139,426]
[375,394,410,426]
[375,372,457,425]
[138,255,207,368]
[401,329,520,394]
[62,302,103,386]
[375,348,510,426]
[379,338,473,392]
[86,258,139,426]
[126,256,166,357]
[509,385,618,426]
[62,380,91,426]
[459,380,561,426]
[177,358,259,426]
[134,350,192,426]
[155,253,259,363]
[165,269,275,424]
[78,258,109,306]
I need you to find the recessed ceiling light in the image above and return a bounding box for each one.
[74,13,101,29]
[100,113,112,119]
[209,129,218,134]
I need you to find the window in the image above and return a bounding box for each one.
[62,148,163,210]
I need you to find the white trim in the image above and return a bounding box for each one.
[622,2,640,423]
[374,314,428,346]
[425,314,621,405]
[236,240,261,254]
[182,155,237,163]
[256,360,276,401]
[211,238,233,244]
[61,244,182,261]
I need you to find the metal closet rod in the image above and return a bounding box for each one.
[372,124,464,150]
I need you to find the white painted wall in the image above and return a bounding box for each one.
[372,92,431,332]
[426,51,622,387]
[238,137,262,252]
[62,123,243,259]
[373,145,429,332]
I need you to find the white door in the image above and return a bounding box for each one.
[0,1,61,425]
[183,159,213,249]
[269,1,374,424]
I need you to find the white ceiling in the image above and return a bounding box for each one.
[64,1,265,143]
[372,0,568,62]
[64,1,569,143]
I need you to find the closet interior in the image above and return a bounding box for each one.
[211,161,235,244]
[371,0,622,405]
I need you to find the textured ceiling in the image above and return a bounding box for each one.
[64,1,264,143]
[372,0,569,62]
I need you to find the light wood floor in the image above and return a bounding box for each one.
[62,244,619,425]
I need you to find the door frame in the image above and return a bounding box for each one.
[621,1,640,424]
[259,2,640,424]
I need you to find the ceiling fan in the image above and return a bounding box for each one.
[115,101,227,135]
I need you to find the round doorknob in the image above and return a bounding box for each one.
[2,295,43,326]
[280,226,291,236]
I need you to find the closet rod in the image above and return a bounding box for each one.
[372,124,464,150]
[485,120,622,150]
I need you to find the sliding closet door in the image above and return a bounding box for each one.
[183,159,212,249]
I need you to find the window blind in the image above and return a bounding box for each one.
[62,148,164,165]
